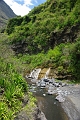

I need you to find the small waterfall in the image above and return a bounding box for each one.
[26,68,51,80]
[44,68,50,79]
[28,68,41,79]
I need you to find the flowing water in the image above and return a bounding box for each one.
[26,79,69,120]
[26,68,69,120]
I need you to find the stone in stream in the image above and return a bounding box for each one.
[64,90,70,96]
[40,83,46,87]
[55,95,65,102]
[53,82,60,87]
[49,78,55,84]
[39,80,46,87]
[43,78,49,82]
[37,111,47,120]
[36,81,41,87]
[62,83,66,87]
[31,78,38,83]
[48,89,57,95]
[57,88,62,95]
[43,94,46,96]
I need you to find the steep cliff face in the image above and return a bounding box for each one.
[0,0,16,28]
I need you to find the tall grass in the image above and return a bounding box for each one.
[0,56,29,119]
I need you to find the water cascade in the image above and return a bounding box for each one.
[28,68,41,79]
[44,68,50,79]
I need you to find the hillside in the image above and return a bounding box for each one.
[6,0,80,54]
[0,0,80,119]
[0,0,16,28]
[5,0,80,80]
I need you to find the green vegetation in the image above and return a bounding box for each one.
[0,34,37,120]
[0,0,80,119]
[0,57,28,119]
[17,41,80,80]
[70,40,80,80]
[6,0,80,54]
[4,0,80,79]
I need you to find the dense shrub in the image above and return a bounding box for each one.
[70,40,80,79]
[6,16,23,34]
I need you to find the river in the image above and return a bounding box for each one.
[27,78,69,120]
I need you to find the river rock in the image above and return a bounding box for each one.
[57,89,62,95]
[43,94,46,96]
[40,81,46,87]
[37,111,47,120]
[15,110,29,120]
[49,79,54,84]
[54,82,60,87]
[62,83,66,87]
[48,89,57,95]
[36,82,41,87]
[43,78,49,82]
[31,79,37,83]
[55,95,65,102]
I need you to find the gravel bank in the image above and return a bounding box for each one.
[61,84,80,120]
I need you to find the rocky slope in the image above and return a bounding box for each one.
[0,0,16,28]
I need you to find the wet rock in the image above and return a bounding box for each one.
[62,83,66,87]
[36,111,47,120]
[15,111,29,120]
[43,78,49,82]
[47,84,53,90]
[48,89,57,95]
[36,82,41,87]
[40,80,46,87]
[29,86,37,93]
[15,106,47,120]
[49,79,54,84]
[64,90,70,96]
[45,82,49,86]
[57,89,62,95]
[36,78,47,89]
[54,82,60,87]
[55,95,65,102]
[47,90,53,95]
[43,94,46,96]
[31,79,37,83]
[59,82,62,86]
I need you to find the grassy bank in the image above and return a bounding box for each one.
[0,33,37,120]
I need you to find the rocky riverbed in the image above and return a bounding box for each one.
[27,76,80,120]
[61,84,80,120]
